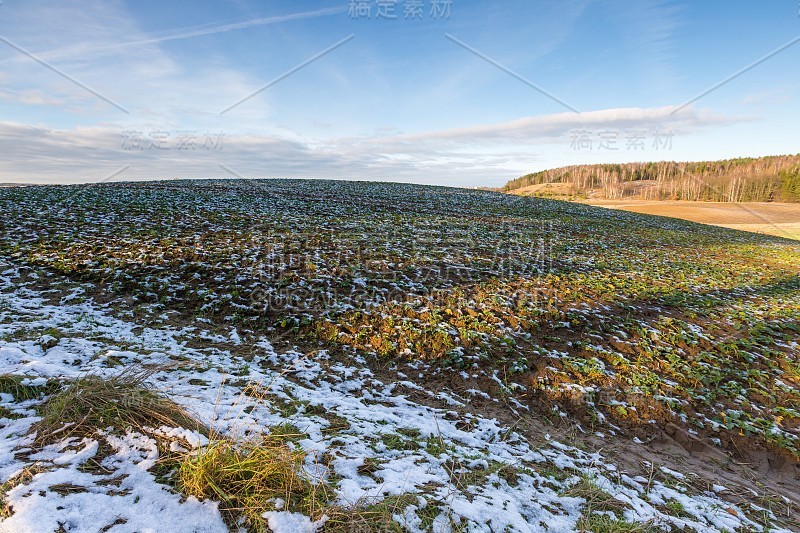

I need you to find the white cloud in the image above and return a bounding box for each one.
[376,105,740,146]
[0,104,745,186]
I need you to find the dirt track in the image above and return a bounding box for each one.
[585,200,800,240]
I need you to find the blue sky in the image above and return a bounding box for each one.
[0,0,798,186]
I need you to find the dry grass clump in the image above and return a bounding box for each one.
[33,367,198,446]
[177,434,328,532]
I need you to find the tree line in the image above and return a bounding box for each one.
[504,155,800,202]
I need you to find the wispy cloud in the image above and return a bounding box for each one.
[361,105,744,147]
[0,88,65,107]
[0,0,283,125]
[740,89,794,106]
[22,6,346,64]
[603,0,684,96]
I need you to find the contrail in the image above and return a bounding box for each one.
[4,7,345,63]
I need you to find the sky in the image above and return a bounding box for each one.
[0,0,798,187]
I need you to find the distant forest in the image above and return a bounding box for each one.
[504,155,800,202]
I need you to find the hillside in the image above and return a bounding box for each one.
[504,155,800,202]
[0,180,799,532]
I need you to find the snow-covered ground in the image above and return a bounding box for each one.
[0,259,788,532]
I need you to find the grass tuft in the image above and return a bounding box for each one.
[566,475,660,532]
[0,374,52,402]
[324,494,418,533]
[576,512,659,532]
[565,475,626,515]
[177,436,327,532]
[33,367,198,447]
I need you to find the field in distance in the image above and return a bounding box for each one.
[504,155,800,241]
[584,200,800,240]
